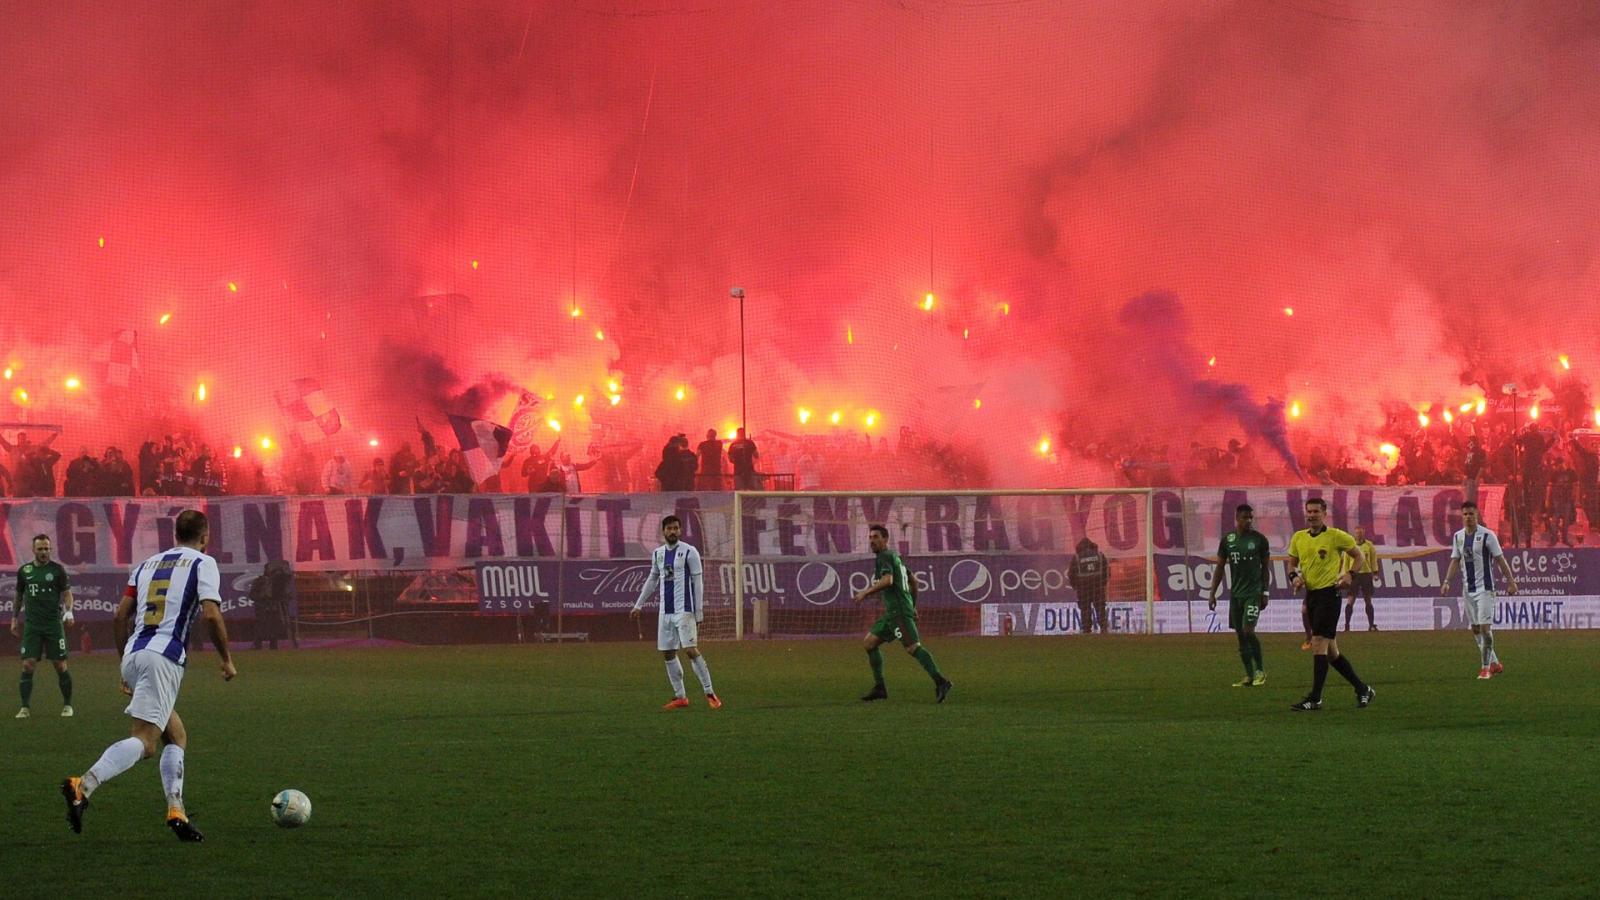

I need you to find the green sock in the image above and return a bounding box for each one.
[20,671,34,707]
[912,646,944,682]
[1236,633,1253,676]
[58,670,72,705]
[1249,634,1264,673]
[867,647,885,687]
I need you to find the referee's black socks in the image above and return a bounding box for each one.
[1310,654,1330,701]
[1330,654,1366,693]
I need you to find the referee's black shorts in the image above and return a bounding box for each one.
[1306,586,1342,639]
[1348,572,1375,600]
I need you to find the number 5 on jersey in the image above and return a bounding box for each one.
[143,575,172,626]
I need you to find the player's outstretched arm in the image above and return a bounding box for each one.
[196,557,235,678]
[1488,532,1517,595]
[689,547,705,621]
[853,574,892,604]
[200,601,236,680]
[111,590,136,658]
[1495,556,1518,595]
[112,590,137,694]
[631,557,659,619]
[10,565,25,634]
[1335,538,1360,587]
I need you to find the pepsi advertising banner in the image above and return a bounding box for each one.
[475,555,1096,614]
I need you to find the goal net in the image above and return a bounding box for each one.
[460,492,741,645]
[550,492,742,643]
[728,489,1154,640]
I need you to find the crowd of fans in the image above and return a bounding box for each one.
[1369,411,1598,548]
[2,407,1597,545]
[0,431,252,498]
[0,419,994,499]
[1101,408,1599,547]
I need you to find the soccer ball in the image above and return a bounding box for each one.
[270,789,312,828]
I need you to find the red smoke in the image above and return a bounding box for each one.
[1,2,1597,486]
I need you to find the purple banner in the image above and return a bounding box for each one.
[475,560,560,614]
[720,554,1147,610]
[1144,486,1503,554]
[0,493,728,574]
[561,559,657,613]
[478,552,1149,615]
[1158,547,1599,602]
[474,559,662,614]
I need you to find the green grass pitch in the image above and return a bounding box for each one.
[7,631,1599,898]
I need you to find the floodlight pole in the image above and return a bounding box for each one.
[1511,387,1520,528]
[732,287,747,432]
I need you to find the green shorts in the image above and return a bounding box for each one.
[870,605,921,646]
[1228,596,1264,631]
[21,628,68,662]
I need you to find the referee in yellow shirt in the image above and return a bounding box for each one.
[1287,498,1376,711]
[1343,526,1379,632]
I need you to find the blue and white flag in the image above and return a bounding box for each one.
[275,377,342,443]
[92,329,140,387]
[448,414,513,483]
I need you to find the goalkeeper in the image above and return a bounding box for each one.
[13,534,77,719]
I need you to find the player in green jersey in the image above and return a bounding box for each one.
[1207,504,1272,687]
[12,535,76,718]
[853,524,951,703]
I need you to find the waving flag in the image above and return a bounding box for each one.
[506,390,542,454]
[92,329,140,387]
[275,378,342,443]
[449,414,513,483]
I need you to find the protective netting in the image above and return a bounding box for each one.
[738,491,1153,639]
[4,4,1598,650]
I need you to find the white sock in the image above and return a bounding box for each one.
[690,656,714,695]
[1474,632,1486,666]
[160,745,186,814]
[83,737,145,797]
[665,658,686,698]
[1483,631,1497,666]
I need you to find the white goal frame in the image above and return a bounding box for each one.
[729,488,1156,639]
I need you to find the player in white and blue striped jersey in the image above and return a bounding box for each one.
[61,510,236,842]
[630,515,722,710]
[1440,501,1518,681]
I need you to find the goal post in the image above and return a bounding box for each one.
[724,488,1156,640]
[734,490,744,641]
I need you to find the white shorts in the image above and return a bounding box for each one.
[1463,590,1496,627]
[121,650,184,729]
[658,612,700,652]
